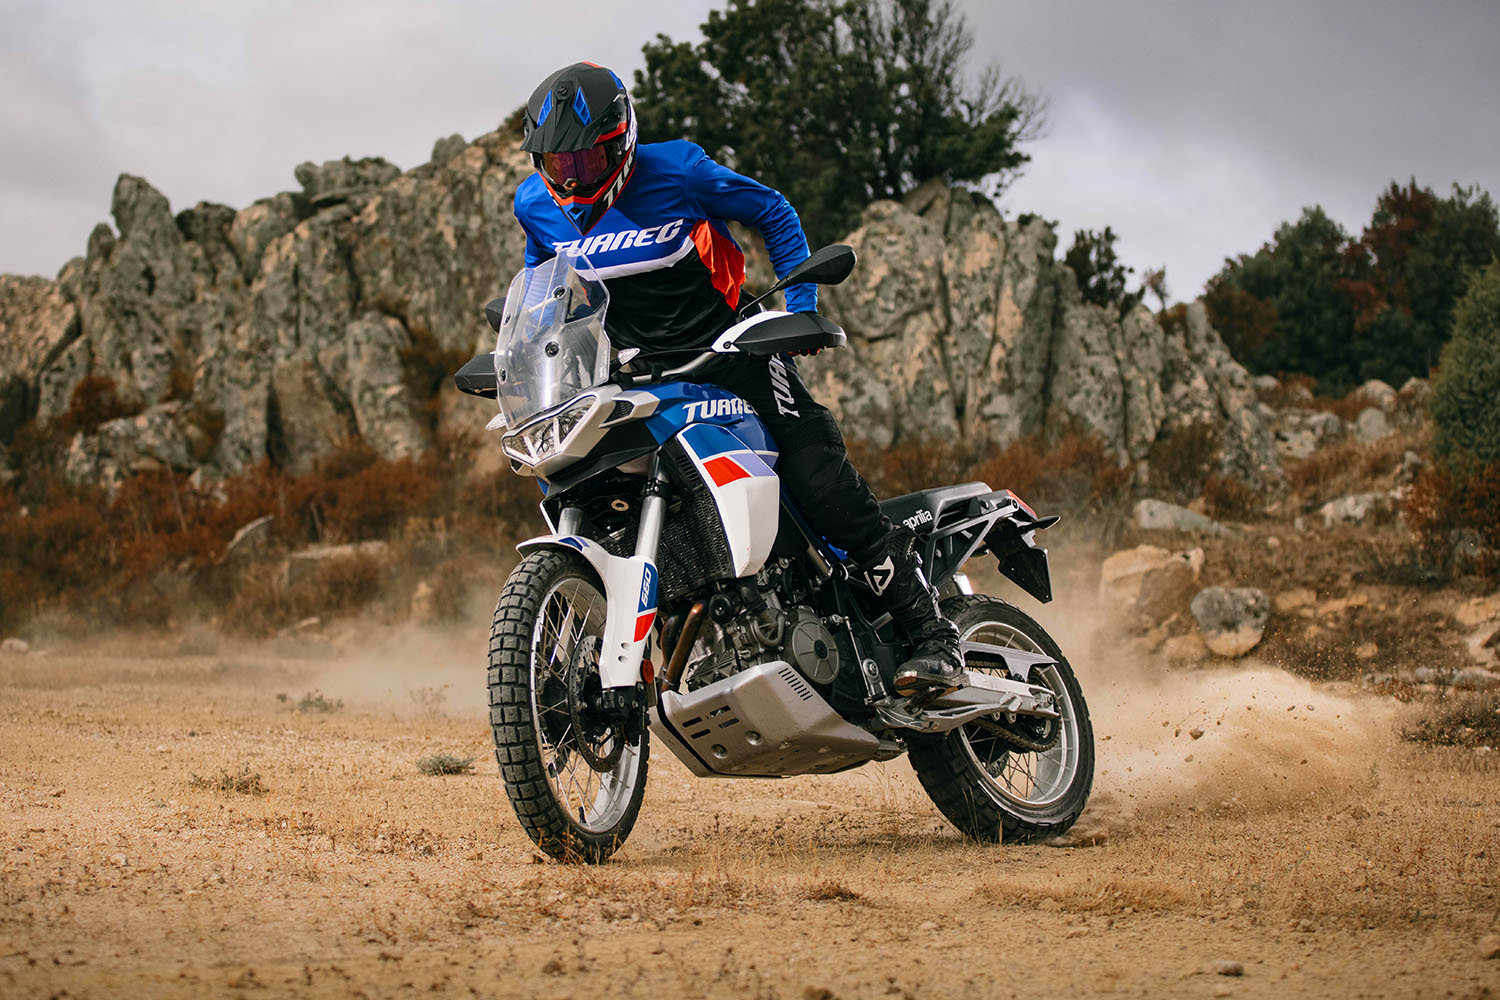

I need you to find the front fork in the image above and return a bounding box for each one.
[523,456,670,693]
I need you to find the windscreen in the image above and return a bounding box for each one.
[492,254,611,427]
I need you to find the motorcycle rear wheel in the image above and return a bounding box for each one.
[488,549,649,863]
[907,596,1094,843]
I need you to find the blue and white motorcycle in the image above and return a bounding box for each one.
[456,245,1094,862]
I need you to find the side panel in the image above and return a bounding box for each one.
[675,422,780,578]
[515,535,657,689]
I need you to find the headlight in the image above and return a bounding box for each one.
[501,395,595,466]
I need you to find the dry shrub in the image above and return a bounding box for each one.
[400,328,475,431]
[1146,423,1220,501]
[0,425,530,633]
[295,690,343,713]
[59,375,141,436]
[844,437,985,499]
[1404,460,1500,577]
[188,764,268,795]
[1255,373,1317,410]
[970,429,1131,519]
[1401,692,1500,747]
[416,753,476,776]
[805,880,862,902]
[1202,474,1262,521]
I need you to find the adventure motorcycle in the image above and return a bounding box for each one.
[454,245,1094,862]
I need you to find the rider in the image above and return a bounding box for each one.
[512,62,962,698]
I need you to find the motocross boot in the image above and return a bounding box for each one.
[853,527,965,698]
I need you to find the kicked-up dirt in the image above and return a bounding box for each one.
[2,624,1498,999]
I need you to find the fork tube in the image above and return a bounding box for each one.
[633,455,670,561]
[556,506,583,537]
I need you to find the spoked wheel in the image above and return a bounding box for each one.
[488,550,648,862]
[907,596,1094,842]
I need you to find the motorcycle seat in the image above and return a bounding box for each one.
[879,482,992,534]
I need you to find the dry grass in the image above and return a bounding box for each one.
[1401,692,1500,747]
[188,763,269,796]
[0,431,534,635]
[804,879,863,902]
[416,753,477,776]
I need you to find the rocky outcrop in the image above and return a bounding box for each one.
[2,133,1281,489]
[814,181,1282,487]
[0,131,531,487]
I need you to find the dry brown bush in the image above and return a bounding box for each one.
[1203,473,1262,521]
[1403,460,1500,578]
[0,428,530,634]
[1401,692,1500,747]
[1145,422,1220,501]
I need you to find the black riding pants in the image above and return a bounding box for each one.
[705,354,891,557]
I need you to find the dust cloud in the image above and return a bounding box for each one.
[298,623,493,719]
[1031,570,1394,835]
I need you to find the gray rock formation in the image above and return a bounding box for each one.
[0,129,531,487]
[812,181,1281,486]
[2,134,1281,490]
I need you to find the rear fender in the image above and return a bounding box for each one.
[516,535,658,689]
[921,490,1058,604]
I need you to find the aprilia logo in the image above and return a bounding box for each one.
[554,219,685,259]
[683,398,754,422]
[902,509,934,530]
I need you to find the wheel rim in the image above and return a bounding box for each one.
[956,619,1081,812]
[529,575,643,834]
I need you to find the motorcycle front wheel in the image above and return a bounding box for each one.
[487,549,648,862]
[907,596,1094,843]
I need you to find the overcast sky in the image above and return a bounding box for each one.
[3,0,1497,301]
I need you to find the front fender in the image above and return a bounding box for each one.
[516,535,658,690]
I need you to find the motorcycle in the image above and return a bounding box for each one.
[454,244,1094,862]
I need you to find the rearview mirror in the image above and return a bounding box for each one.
[781,244,857,288]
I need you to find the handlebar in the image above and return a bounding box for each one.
[615,349,719,387]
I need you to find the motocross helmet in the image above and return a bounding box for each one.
[521,62,638,236]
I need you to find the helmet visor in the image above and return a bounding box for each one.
[539,145,613,196]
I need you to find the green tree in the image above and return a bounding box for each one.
[633,0,1045,245]
[1204,206,1357,388]
[1205,184,1500,392]
[1063,226,1141,315]
[1430,259,1500,463]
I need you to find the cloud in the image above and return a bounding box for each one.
[2,0,1497,296]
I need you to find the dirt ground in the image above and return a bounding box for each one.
[2,616,1499,1000]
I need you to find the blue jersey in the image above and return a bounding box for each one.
[513,140,816,354]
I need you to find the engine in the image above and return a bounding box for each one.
[679,561,839,691]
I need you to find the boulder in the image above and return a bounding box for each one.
[1099,544,1204,615]
[1,637,29,655]
[1354,379,1397,412]
[1133,498,1229,535]
[1163,632,1208,664]
[1190,587,1270,657]
[1318,491,1398,528]
[1274,410,1345,460]
[1354,406,1392,442]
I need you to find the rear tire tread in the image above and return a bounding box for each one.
[907,595,1094,843]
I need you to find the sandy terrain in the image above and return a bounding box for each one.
[2,620,1498,999]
